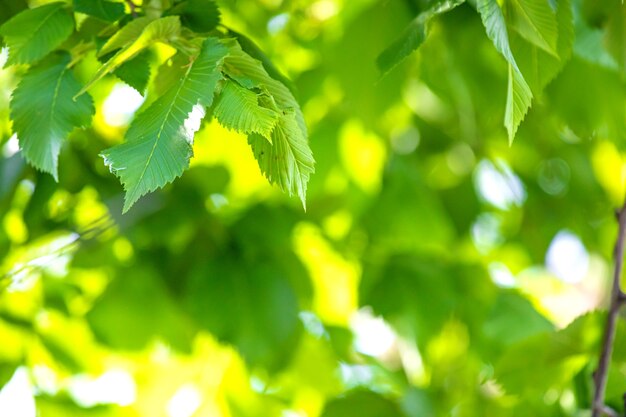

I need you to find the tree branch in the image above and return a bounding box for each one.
[592,201,626,417]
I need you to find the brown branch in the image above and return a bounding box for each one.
[592,201,626,417]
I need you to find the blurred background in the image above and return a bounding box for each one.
[1,0,626,415]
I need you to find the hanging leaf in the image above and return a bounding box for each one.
[73,0,125,22]
[248,111,315,208]
[511,0,573,96]
[101,37,227,212]
[0,2,74,66]
[76,16,180,98]
[10,53,94,179]
[477,0,533,142]
[509,0,559,56]
[222,39,315,207]
[376,0,465,76]
[213,80,280,139]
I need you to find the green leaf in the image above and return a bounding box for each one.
[504,64,533,142]
[509,0,559,56]
[0,2,74,66]
[76,16,180,98]
[511,0,573,96]
[477,0,533,142]
[376,0,465,76]
[73,0,125,22]
[228,29,297,95]
[101,37,227,212]
[248,111,315,207]
[113,50,151,94]
[98,16,153,57]
[222,39,314,207]
[164,0,220,33]
[10,53,94,180]
[213,80,280,139]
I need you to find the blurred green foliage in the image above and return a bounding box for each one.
[0,0,625,416]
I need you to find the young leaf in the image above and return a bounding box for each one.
[222,40,315,206]
[477,0,532,142]
[376,0,465,76]
[248,111,315,208]
[213,80,279,139]
[164,0,220,33]
[0,2,74,66]
[101,37,227,212]
[10,53,94,180]
[76,16,180,98]
[509,0,558,56]
[73,0,125,22]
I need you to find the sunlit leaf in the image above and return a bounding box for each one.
[477,0,533,142]
[213,80,279,139]
[223,39,314,207]
[77,16,180,97]
[101,37,226,212]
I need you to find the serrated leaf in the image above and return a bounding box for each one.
[101,37,227,212]
[113,50,151,94]
[77,16,180,98]
[504,63,532,142]
[229,29,297,95]
[10,53,94,179]
[164,0,220,33]
[248,111,315,208]
[0,2,74,66]
[73,0,125,22]
[477,0,533,143]
[511,0,573,96]
[376,0,465,76]
[222,39,314,206]
[509,0,559,56]
[214,80,279,139]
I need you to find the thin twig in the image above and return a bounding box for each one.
[592,201,626,417]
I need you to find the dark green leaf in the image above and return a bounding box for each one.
[164,0,220,33]
[73,0,125,22]
[113,50,151,94]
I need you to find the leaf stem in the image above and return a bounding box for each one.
[592,201,626,417]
